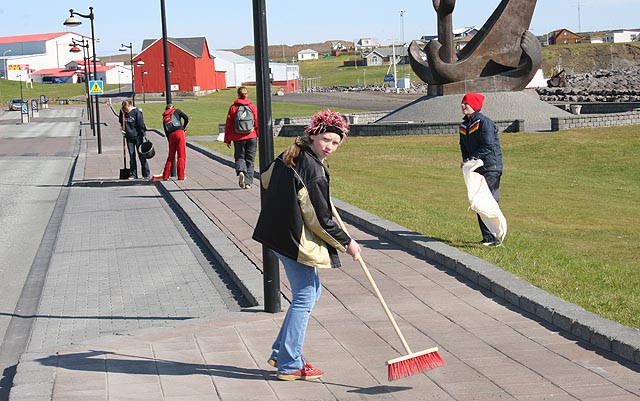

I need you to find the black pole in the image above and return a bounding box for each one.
[159,0,176,177]
[252,0,280,313]
[160,0,172,105]
[88,7,102,154]
[129,43,136,106]
[83,40,95,135]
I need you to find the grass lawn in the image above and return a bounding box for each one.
[196,127,640,330]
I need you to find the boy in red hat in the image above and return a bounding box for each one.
[459,93,504,246]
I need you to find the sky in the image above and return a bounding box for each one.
[1,1,638,55]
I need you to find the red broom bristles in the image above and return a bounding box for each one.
[387,347,445,381]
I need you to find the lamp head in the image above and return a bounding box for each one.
[69,46,81,53]
[63,10,82,26]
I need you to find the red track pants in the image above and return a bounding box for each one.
[163,129,186,180]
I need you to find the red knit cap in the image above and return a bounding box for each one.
[462,93,485,111]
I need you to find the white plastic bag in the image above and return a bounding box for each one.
[462,159,507,242]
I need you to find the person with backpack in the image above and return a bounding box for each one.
[153,103,189,181]
[224,86,259,189]
[119,99,149,179]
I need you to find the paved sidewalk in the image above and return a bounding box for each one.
[9,104,640,401]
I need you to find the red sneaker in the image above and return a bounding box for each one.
[276,363,324,381]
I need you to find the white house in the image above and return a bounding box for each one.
[603,30,640,43]
[211,50,300,92]
[297,49,318,61]
[211,50,255,88]
[0,32,91,81]
[356,38,378,50]
[269,62,300,92]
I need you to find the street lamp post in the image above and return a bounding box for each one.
[19,71,23,100]
[141,71,147,103]
[137,61,146,103]
[119,42,135,105]
[399,10,406,74]
[2,50,11,80]
[64,6,103,154]
[400,10,406,46]
[160,0,172,105]
[70,38,95,136]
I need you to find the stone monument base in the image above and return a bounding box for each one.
[376,91,574,132]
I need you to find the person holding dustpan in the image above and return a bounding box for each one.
[252,109,362,381]
[119,99,150,179]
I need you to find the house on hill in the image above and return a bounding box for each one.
[603,29,640,43]
[135,36,226,95]
[355,38,378,51]
[331,42,348,51]
[297,49,318,61]
[362,46,408,66]
[546,29,590,45]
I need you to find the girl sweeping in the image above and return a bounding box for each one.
[252,109,361,381]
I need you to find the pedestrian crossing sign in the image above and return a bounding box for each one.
[89,80,104,95]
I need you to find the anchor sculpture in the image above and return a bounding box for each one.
[409,0,542,95]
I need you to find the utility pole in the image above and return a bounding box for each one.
[577,1,581,33]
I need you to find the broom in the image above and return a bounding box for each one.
[336,215,445,380]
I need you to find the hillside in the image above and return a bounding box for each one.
[540,42,640,75]
[229,40,354,63]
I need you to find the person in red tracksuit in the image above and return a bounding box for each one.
[157,104,189,181]
[224,86,259,189]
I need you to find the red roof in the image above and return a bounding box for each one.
[32,65,114,77]
[0,32,88,44]
[30,68,78,77]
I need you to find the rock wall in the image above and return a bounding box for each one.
[537,67,640,102]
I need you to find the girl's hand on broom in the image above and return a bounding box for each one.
[347,239,362,261]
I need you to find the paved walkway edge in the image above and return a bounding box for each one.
[156,179,263,307]
[186,139,640,365]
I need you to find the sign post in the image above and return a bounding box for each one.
[30,99,39,118]
[20,101,29,124]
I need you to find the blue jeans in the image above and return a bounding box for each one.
[270,252,322,374]
[126,136,150,179]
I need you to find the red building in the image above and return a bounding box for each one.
[132,37,226,95]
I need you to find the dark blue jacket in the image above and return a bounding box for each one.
[459,111,503,173]
[119,107,146,141]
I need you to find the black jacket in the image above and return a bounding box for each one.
[252,147,351,269]
[459,111,503,173]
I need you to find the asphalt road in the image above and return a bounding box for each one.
[0,109,78,400]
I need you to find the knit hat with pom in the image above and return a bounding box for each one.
[304,109,350,139]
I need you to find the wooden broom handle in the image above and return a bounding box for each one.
[336,217,413,354]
